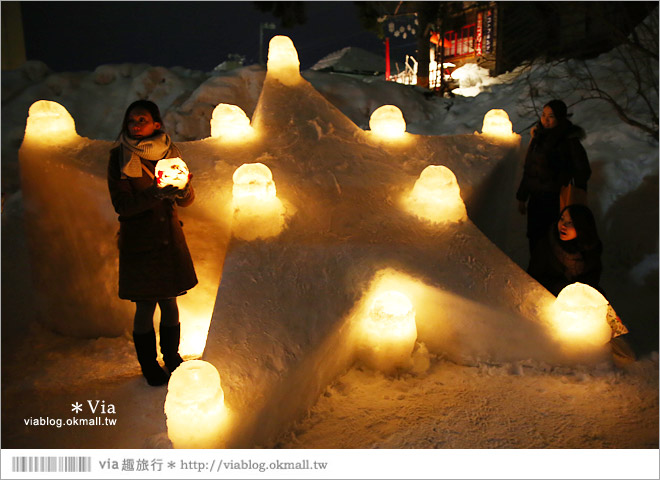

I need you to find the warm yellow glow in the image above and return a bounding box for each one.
[155,157,189,189]
[164,360,228,448]
[481,109,514,138]
[231,163,287,240]
[403,165,467,223]
[369,105,406,138]
[358,290,417,372]
[232,163,276,200]
[266,35,301,85]
[552,283,611,347]
[24,100,77,143]
[210,104,254,141]
[177,305,212,359]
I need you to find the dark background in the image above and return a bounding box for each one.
[20,1,387,72]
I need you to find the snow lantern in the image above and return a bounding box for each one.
[481,109,514,138]
[154,158,189,189]
[231,162,287,240]
[405,165,467,223]
[164,360,228,449]
[232,163,276,201]
[552,283,611,347]
[24,100,77,143]
[210,104,254,141]
[267,35,300,85]
[360,290,417,372]
[369,105,406,138]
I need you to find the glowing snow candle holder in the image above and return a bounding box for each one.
[481,109,517,140]
[369,105,406,138]
[155,158,189,189]
[210,104,254,141]
[267,35,301,85]
[232,163,276,200]
[24,100,77,144]
[164,360,228,449]
[231,162,286,240]
[552,283,611,348]
[359,290,417,372]
[404,165,467,223]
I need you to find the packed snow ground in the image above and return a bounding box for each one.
[1,29,658,478]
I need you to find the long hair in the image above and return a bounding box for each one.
[560,204,601,250]
[117,100,164,139]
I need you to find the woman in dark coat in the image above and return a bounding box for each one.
[528,204,602,296]
[529,204,636,363]
[517,100,592,256]
[107,100,197,386]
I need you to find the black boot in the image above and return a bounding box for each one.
[133,330,169,386]
[160,323,184,373]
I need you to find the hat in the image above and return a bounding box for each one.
[545,100,568,121]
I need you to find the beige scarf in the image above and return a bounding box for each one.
[119,132,172,178]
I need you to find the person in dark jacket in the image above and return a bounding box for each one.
[529,204,636,364]
[107,100,197,386]
[528,204,602,296]
[517,100,591,256]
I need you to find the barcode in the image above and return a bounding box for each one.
[11,456,91,473]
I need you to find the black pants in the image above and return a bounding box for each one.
[133,298,179,334]
[527,192,560,255]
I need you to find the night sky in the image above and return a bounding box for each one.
[20,1,389,72]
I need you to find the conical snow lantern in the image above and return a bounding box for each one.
[359,290,417,372]
[232,163,276,201]
[404,165,467,223]
[266,35,300,85]
[481,109,517,141]
[369,105,406,138]
[210,104,254,141]
[155,158,189,189]
[552,283,611,348]
[24,100,77,144]
[164,360,228,449]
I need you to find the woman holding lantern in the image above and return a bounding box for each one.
[516,100,591,256]
[107,100,197,386]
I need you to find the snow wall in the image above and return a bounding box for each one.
[18,41,613,449]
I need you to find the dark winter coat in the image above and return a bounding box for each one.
[527,225,603,296]
[107,145,198,301]
[516,121,591,202]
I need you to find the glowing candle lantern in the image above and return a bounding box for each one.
[481,109,514,138]
[267,35,300,85]
[552,283,611,347]
[164,360,228,449]
[405,165,467,223]
[24,100,77,143]
[360,290,417,372]
[232,163,276,200]
[369,105,406,138]
[210,104,254,140]
[154,157,189,189]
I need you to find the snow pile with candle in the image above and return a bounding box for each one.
[1,26,657,459]
[403,165,467,223]
[552,283,612,349]
[164,360,229,449]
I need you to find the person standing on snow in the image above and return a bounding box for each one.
[107,100,197,386]
[516,99,592,257]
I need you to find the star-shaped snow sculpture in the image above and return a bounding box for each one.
[18,37,608,450]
